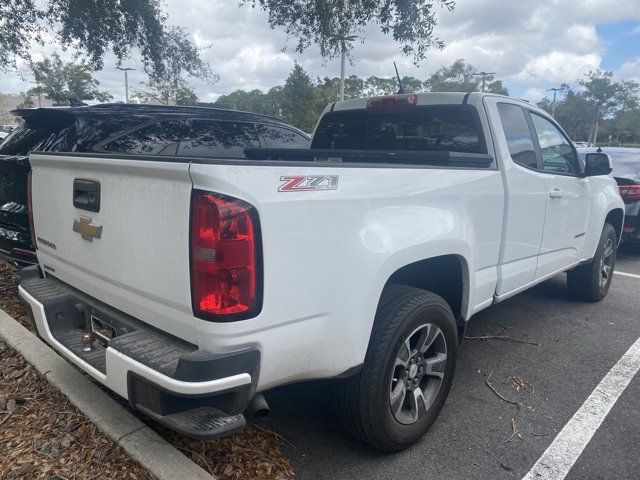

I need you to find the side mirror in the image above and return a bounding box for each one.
[584,152,613,177]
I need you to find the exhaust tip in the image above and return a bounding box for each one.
[246,393,270,419]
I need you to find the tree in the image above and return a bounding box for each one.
[538,87,592,141]
[130,76,198,106]
[425,59,509,95]
[280,63,316,131]
[244,0,455,64]
[0,0,211,81]
[27,53,112,105]
[579,70,627,145]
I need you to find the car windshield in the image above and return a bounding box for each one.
[311,105,486,154]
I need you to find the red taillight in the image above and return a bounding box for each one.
[367,93,418,109]
[27,171,37,249]
[619,184,640,199]
[190,191,261,321]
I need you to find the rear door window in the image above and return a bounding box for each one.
[258,124,310,148]
[100,120,191,155]
[311,105,485,154]
[497,103,538,169]
[178,120,260,158]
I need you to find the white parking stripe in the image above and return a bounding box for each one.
[614,271,640,280]
[522,337,640,480]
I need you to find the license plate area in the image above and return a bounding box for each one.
[91,315,117,346]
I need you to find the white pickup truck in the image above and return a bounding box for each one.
[20,93,623,451]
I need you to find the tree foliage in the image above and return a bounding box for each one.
[537,70,640,145]
[426,59,508,94]
[216,60,510,131]
[0,0,213,82]
[27,53,112,105]
[244,0,455,63]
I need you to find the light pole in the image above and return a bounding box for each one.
[117,67,135,103]
[546,87,565,118]
[336,35,357,102]
[472,71,496,92]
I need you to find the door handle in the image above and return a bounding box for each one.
[549,188,564,199]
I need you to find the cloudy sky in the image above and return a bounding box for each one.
[1,0,640,103]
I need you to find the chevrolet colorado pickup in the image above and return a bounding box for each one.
[0,104,309,266]
[19,92,623,451]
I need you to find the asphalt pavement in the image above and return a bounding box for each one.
[260,243,640,480]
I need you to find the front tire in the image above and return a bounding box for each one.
[336,285,458,452]
[567,223,617,302]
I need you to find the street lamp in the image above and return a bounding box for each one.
[335,34,358,102]
[117,66,135,103]
[546,86,566,118]
[472,72,496,93]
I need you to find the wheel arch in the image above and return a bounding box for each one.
[605,208,624,245]
[378,254,470,340]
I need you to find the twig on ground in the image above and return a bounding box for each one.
[505,419,522,443]
[462,417,513,473]
[0,412,12,426]
[486,371,524,409]
[465,334,540,346]
[509,376,535,393]
[250,422,296,449]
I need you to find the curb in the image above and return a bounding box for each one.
[0,308,215,480]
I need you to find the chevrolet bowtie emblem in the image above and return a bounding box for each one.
[73,217,103,241]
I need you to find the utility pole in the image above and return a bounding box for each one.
[117,66,135,103]
[546,87,565,118]
[472,71,496,92]
[336,34,357,102]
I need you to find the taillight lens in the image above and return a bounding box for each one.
[367,93,418,109]
[27,171,37,249]
[190,191,261,321]
[619,184,640,199]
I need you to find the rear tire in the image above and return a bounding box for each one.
[567,223,617,302]
[336,285,458,452]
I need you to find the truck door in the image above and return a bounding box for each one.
[491,101,547,296]
[529,113,592,280]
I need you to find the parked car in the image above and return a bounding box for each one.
[578,147,640,243]
[0,104,310,266]
[19,92,622,451]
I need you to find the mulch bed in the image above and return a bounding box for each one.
[0,262,295,479]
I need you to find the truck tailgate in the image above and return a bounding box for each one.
[29,153,196,343]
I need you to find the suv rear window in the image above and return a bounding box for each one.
[311,105,486,154]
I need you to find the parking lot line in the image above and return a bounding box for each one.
[522,336,640,480]
[614,271,640,279]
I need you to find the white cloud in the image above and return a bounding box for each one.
[617,58,640,81]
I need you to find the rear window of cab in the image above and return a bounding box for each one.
[311,105,487,154]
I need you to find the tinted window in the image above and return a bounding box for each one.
[101,120,190,155]
[258,124,310,148]
[531,114,579,174]
[311,105,485,154]
[179,120,260,158]
[497,103,537,169]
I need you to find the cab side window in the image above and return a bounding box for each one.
[497,103,537,169]
[100,120,190,155]
[257,124,310,148]
[530,114,579,174]
[178,120,260,158]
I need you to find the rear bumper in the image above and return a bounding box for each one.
[18,266,259,438]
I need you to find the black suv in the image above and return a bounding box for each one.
[0,103,310,266]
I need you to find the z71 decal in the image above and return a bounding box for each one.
[278,175,339,192]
